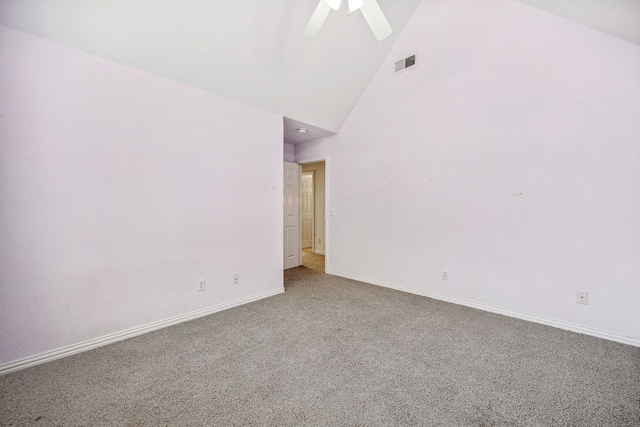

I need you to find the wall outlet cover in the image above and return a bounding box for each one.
[576,291,588,305]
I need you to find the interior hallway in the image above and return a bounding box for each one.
[301,248,325,274]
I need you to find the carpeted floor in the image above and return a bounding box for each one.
[1,266,639,426]
[302,247,324,273]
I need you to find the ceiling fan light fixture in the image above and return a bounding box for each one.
[348,0,363,13]
[325,0,342,11]
[305,0,392,41]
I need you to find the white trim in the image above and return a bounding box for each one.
[313,250,325,255]
[0,287,284,376]
[326,269,640,348]
[297,156,328,165]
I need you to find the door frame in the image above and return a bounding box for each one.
[298,156,329,270]
[301,170,315,252]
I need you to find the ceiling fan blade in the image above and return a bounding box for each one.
[325,0,343,11]
[360,0,393,41]
[303,0,332,40]
[348,0,363,13]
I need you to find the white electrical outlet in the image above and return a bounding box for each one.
[233,273,239,284]
[198,279,206,292]
[576,291,588,305]
[441,270,449,280]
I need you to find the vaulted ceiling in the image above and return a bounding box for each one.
[0,0,422,137]
[1,0,638,144]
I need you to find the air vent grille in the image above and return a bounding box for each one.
[394,54,416,74]
[405,55,416,67]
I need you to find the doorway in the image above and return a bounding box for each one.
[283,160,327,273]
[300,161,326,273]
[301,171,314,250]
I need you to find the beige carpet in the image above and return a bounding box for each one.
[301,247,324,273]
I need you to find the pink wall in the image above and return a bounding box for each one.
[297,0,640,344]
[0,26,284,365]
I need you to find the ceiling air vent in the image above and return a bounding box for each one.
[394,54,416,75]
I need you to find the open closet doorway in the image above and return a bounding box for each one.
[300,161,326,273]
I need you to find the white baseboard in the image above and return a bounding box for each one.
[313,250,325,255]
[326,269,640,348]
[0,287,284,376]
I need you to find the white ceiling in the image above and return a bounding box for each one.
[0,0,422,142]
[1,0,638,145]
[283,117,336,145]
[517,0,640,46]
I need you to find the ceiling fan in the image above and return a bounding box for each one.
[304,0,393,41]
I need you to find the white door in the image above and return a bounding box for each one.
[284,162,301,269]
[301,172,314,249]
